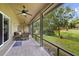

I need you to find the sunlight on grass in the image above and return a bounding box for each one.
[43,29,79,55]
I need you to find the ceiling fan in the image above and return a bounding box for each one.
[16,5,32,17]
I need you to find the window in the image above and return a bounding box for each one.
[0,13,3,45]
[33,19,40,36]
[0,12,9,46]
[4,16,9,42]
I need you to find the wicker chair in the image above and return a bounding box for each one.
[20,32,29,40]
[13,32,21,41]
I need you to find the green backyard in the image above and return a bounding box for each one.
[43,29,79,55]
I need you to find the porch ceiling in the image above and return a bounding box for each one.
[8,3,49,25]
[0,3,61,26]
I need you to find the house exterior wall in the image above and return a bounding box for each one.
[0,4,19,55]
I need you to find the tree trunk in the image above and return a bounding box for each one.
[57,27,62,39]
[65,25,68,31]
[58,29,61,38]
[66,26,68,31]
[57,27,61,38]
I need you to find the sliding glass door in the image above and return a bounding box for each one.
[0,12,9,46]
[0,13,3,45]
[4,16,9,42]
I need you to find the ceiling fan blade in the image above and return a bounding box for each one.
[25,13,32,16]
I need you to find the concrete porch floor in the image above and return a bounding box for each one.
[4,39,50,56]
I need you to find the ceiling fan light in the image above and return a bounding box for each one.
[22,13,26,16]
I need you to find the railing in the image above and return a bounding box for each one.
[33,34,75,56]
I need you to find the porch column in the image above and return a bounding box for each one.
[40,13,43,47]
[32,22,33,37]
[28,25,31,34]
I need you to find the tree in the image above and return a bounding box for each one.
[69,18,79,29]
[43,13,55,36]
[48,6,74,38]
[63,6,75,30]
[43,6,74,38]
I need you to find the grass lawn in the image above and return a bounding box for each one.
[43,29,79,55]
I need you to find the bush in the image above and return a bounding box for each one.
[44,29,55,36]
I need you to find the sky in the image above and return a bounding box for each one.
[64,3,79,18]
